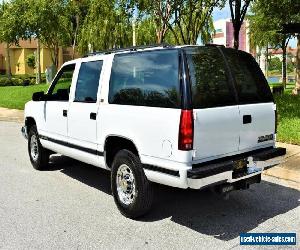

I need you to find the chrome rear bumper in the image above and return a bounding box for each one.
[187,147,286,189]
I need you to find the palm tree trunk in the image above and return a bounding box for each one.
[5,43,12,80]
[282,40,287,89]
[54,45,59,73]
[72,15,79,59]
[293,35,300,94]
[36,39,41,84]
[265,46,269,77]
[132,18,136,46]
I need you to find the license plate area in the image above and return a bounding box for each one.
[232,158,261,179]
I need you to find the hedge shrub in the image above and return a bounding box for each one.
[0,75,45,87]
[0,77,35,87]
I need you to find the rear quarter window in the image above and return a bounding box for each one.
[185,46,237,109]
[224,48,273,104]
[108,49,181,108]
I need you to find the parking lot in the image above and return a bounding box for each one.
[0,121,299,249]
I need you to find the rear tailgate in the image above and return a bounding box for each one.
[239,103,275,151]
[184,46,240,161]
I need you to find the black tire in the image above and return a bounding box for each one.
[111,149,153,219]
[28,125,50,170]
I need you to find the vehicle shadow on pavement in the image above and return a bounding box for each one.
[48,155,300,241]
[48,155,111,195]
[146,182,300,241]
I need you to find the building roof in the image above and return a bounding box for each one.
[0,39,49,50]
[269,46,297,56]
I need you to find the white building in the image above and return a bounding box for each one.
[212,19,251,53]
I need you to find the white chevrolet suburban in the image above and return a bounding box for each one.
[22,44,286,218]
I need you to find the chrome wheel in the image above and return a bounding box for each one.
[116,164,136,205]
[30,134,39,161]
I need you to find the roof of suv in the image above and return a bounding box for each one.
[63,44,226,66]
[83,44,225,58]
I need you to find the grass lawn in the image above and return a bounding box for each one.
[275,94,300,145]
[268,70,294,76]
[269,82,295,89]
[0,83,299,145]
[0,84,49,110]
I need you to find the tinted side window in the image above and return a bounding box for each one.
[48,64,75,101]
[108,50,180,108]
[224,49,273,104]
[74,60,103,103]
[185,47,236,109]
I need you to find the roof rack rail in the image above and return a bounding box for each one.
[84,43,174,57]
[205,43,225,47]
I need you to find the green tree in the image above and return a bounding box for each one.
[136,17,157,45]
[249,0,300,87]
[26,54,36,69]
[268,57,281,72]
[4,0,73,81]
[286,53,295,73]
[79,0,134,53]
[68,0,90,58]
[137,0,225,44]
[137,0,176,44]
[7,0,42,83]
[137,0,223,45]
[25,0,72,71]
[170,0,223,45]
[229,0,252,49]
[0,1,25,79]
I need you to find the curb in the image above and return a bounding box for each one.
[263,166,300,184]
[0,117,23,123]
[0,107,24,123]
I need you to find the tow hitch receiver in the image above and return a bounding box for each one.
[215,174,261,195]
[232,157,262,179]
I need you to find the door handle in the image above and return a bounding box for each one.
[90,112,97,120]
[63,110,67,117]
[243,115,252,124]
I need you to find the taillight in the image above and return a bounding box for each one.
[275,110,278,133]
[178,110,194,151]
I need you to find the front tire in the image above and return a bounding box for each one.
[111,149,153,219]
[28,125,50,170]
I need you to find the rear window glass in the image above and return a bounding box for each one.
[185,46,237,109]
[108,49,180,108]
[224,49,273,104]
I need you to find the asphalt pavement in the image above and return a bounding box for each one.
[0,121,299,250]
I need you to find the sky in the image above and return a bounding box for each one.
[212,3,297,48]
[212,2,231,21]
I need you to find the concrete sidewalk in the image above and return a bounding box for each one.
[264,142,300,187]
[0,106,299,186]
[0,107,24,123]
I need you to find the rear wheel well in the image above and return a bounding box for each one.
[104,136,139,169]
[25,117,36,132]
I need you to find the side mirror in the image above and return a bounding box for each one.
[32,91,46,101]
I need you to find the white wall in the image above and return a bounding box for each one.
[212,19,229,46]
